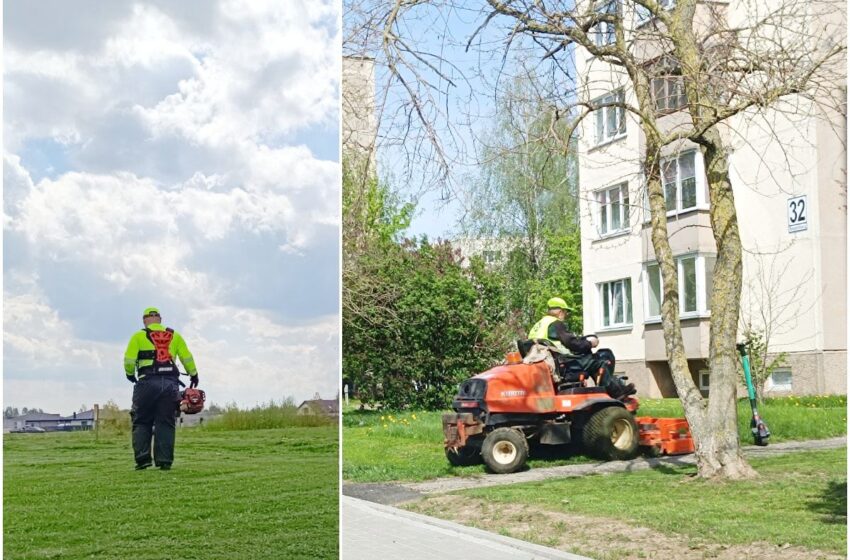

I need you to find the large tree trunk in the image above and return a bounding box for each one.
[697,130,756,479]
[643,137,709,451]
[670,0,756,478]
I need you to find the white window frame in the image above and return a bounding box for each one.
[640,150,706,223]
[593,90,627,146]
[596,183,630,237]
[482,249,502,265]
[643,253,711,322]
[765,368,793,392]
[594,0,619,46]
[698,369,710,395]
[652,76,686,114]
[598,277,633,330]
[661,150,704,215]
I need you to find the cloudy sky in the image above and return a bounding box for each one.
[4,0,340,413]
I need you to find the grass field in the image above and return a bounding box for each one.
[343,396,846,482]
[5,426,338,560]
[409,448,847,557]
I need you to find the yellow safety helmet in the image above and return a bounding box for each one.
[546,297,573,311]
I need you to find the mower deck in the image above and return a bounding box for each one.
[635,416,694,456]
[443,412,695,457]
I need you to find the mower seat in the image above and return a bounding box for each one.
[516,338,560,358]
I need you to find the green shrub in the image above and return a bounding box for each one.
[344,239,515,410]
[96,400,131,435]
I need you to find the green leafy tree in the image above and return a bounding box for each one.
[464,77,583,334]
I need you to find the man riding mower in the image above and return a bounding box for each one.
[441,297,691,473]
[526,297,636,400]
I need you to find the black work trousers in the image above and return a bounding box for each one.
[558,349,621,390]
[130,375,180,467]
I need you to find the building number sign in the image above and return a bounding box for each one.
[787,195,808,233]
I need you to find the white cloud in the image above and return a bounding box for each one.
[4,274,117,371]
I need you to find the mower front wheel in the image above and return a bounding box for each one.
[481,428,529,474]
[583,406,639,461]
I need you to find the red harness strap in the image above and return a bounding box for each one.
[147,329,174,363]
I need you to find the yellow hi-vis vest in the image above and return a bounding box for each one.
[528,315,567,351]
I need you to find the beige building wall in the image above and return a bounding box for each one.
[575,1,847,397]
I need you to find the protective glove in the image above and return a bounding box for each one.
[189,373,199,388]
[126,375,137,384]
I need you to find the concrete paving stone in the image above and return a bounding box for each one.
[342,496,593,560]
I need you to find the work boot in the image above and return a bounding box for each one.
[607,382,636,400]
[157,463,172,470]
[618,383,637,399]
[135,461,152,470]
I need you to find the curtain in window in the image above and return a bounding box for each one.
[663,160,677,211]
[647,264,661,317]
[679,152,696,209]
[610,187,621,230]
[681,257,697,312]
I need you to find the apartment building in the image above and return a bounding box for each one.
[575,1,847,396]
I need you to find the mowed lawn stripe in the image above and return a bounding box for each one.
[5,427,338,560]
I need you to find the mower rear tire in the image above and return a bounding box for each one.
[481,428,529,474]
[583,406,639,460]
[445,440,482,467]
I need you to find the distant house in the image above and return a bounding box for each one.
[4,412,61,432]
[57,410,96,431]
[297,398,339,418]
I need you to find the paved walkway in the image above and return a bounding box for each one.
[342,496,592,560]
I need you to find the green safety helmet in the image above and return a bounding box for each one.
[547,297,573,311]
[142,307,161,317]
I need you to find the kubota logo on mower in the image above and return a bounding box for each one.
[500,390,526,397]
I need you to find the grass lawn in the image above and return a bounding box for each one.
[5,426,338,560]
[408,448,847,557]
[343,396,846,483]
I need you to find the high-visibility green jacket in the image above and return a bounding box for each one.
[528,315,567,351]
[124,323,197,379]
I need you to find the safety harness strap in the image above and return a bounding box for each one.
[137,328,178,376]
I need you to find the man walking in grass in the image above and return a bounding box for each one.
[124,307,199,470]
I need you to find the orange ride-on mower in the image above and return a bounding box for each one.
[443,347,694,474]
